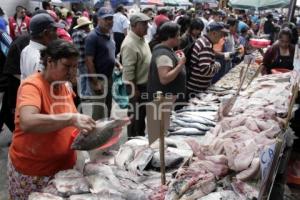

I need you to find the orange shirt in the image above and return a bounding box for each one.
[9,73,77,176]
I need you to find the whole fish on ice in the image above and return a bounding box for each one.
[28,192,63,200]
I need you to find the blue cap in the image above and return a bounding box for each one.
[207,22,229,33]
[98,7,114,19]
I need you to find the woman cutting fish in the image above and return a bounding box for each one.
[7,39,123,199]
[262,27,295,74]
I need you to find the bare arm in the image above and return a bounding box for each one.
[19,106,95,134]
[85,56,102,91]
[158,57,186,85]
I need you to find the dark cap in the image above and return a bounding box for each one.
[207,22,229,33]
[98,7,114,19]
[29,13,64,36]
[130,13,151,25]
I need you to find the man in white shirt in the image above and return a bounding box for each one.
[112,4,129,56]
[20,13,63,80]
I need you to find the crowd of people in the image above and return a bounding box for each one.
[0,1,299,199]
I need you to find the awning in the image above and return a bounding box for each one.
[179,0,193,6]
[193,0,218,3]
[140,0,164,5]
[161,0,179,6]
[229,0,291,10]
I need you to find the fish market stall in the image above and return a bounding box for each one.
[163,70,300,199]
[28,61,299,200]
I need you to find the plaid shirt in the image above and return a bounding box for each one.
[72,29,88,67]
[0,30,12,56]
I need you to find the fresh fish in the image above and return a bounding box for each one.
[86,174,124,195]
[168,128,206,136]
[164,178,192,200]
[53,177,89,197]
[127,147,154,173]
[124,189,150,200]
[54,169,83,179]
[180,179,216,200]
[114,145,135,169]
[176,106,218,113]
[41,182,60,196]
[174,115,216,127]
[140,172,172,189]
[172,119,210,131]
[198,191,243,200]
[231,180,259,199]
[69,192,126,200]
[83,163,123,189]
[69,193,98,200]
[151,150,184,169]
[71,118,128,151]
[175,112,216,121]
[28,192,64,200]
[165,173,214,200]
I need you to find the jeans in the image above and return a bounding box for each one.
[77,66,92,97]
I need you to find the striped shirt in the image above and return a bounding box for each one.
[187,35,221,93]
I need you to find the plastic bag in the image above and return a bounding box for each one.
[112,70,129,109]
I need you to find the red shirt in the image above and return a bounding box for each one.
[9,16,30,40]
[154,14,169,28]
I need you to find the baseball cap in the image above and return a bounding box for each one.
[29,13,64,36]
[98,7,114,19]
[130,13,151,25]
[207,22,229,33]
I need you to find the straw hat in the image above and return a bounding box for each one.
[74,16,92,29]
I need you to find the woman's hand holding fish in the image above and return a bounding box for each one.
[71,113,96,134]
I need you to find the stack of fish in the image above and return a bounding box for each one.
[29,137,193,200]
[29,165,173,200]
[214,62,260,90]
[232,71,299,118]
[168,104,218,136]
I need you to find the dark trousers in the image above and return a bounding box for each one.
[90,77,112,120]
[113,32,125,56]
[126,84,147,138]
[0,75,20,132]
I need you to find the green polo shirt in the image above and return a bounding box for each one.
[120,31,151,85]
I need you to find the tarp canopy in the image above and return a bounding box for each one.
[161,0,179,6]
[193,0,218,3]
[140,0,164,5]
[229,0,291,10]
[179,0,193,6]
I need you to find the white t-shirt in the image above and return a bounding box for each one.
[20,40,46,80]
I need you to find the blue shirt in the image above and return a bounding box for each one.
[0,17,7,32]
[237,21,249,33]
[112,12,129,34]
[85,27,116,77]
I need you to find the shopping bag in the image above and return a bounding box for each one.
[112,70,129,109]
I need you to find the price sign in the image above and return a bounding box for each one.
[260,143,276,183]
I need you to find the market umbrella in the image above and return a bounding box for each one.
[193,0,218,3]
[229,0,291,10]
[140,0,164,5]
[161,0,179,6]
[179,0,193,6]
